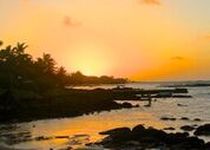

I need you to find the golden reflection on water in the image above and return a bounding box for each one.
[8,87,210,149]
[18,109,166,149]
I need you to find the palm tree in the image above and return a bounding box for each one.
[56,66,68,87]
[36,53,56,74]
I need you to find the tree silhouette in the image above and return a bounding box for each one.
[0,41,127,90]
[0,43,33,89]
[35,53,56,74]
[56,66,68,87]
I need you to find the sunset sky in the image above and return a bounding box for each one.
[0,0,210,81]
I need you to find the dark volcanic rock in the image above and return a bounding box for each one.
[99,127,131,136]
[180,117,190,121]
[177,103,188,107]
[185,137,205,148]
[164,132,189,145]
[34,136,52,141]
[99,127,131,142]
[160,117,176,121]
[194,124,210,136]
[131,124,145,136]
[132,125,167,143]
[121,102,133,108]
[170,136,205,149]
[131,125,145,132]
[194,118,202,122]
[180,125,195,131]
[55,136,69,139]
[205,142,210,149]
[96,124,208,149]
[163,127,175,131]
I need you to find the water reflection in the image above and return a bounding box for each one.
[0,108,165,150]
[1,85,210,149]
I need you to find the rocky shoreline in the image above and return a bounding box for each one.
[93,124,210,150]
[2,123,210,150]
[0,87,190,123]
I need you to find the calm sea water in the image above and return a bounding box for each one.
[1,82,210,150]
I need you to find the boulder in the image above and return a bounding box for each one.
[205,142,210,149]
[160,117,176,121]
[180,125,195,131]
[99,127,131,141]
[132,125,167,142]
[55,136,69,139]
[97,125,208,149]
[163,127,175,131]
[132,124,145,135]
[121,102,133,108]
[184,137,205,148]
[194,124,210,136]
[144,127,167,141]
[34,136,52,141]
[171,137,204,149]
[164,132,189,145]
[99,127,131,136]
[177,103,188,107]
[180,117,190,121]
[194,118,202,122]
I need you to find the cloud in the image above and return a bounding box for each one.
[171,56,185,61]
[140,0,161,5]
[63,16,82,27]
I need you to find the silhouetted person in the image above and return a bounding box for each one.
[144,94,152,107]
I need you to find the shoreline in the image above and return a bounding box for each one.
[0,87,190,123]
[0,87,190,124]
[1,95,210,149]
[93,124,210,150]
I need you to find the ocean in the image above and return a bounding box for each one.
[1,82,210,150]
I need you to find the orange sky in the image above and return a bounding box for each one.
[1,0,210,81]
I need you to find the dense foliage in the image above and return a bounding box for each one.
[0,41,129,122]
[0,41,127,91]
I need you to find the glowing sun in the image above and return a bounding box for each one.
[70,44,111,76]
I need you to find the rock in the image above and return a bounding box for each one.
[164,132,189,145]
[99,127,131,141]
[132,124,145,135]
[205,142,210,149]
[132,125,167,142]
[55,136,69,139]
[177,103,188,107]
[96,125,210,149]
[99,127,131,136]
[121,102,133,108]
[160,117,176,121]
[34,136,52,141]
[183,137,205,149]
[194,124,210,136]
[170,118,176,121]
[194,118,202,122]
[180,125,195,131]
[180,117,190,121]
[125,140,140,146]
[144,127,167,141]
[163,127,175,131]
[170,136,205,149]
